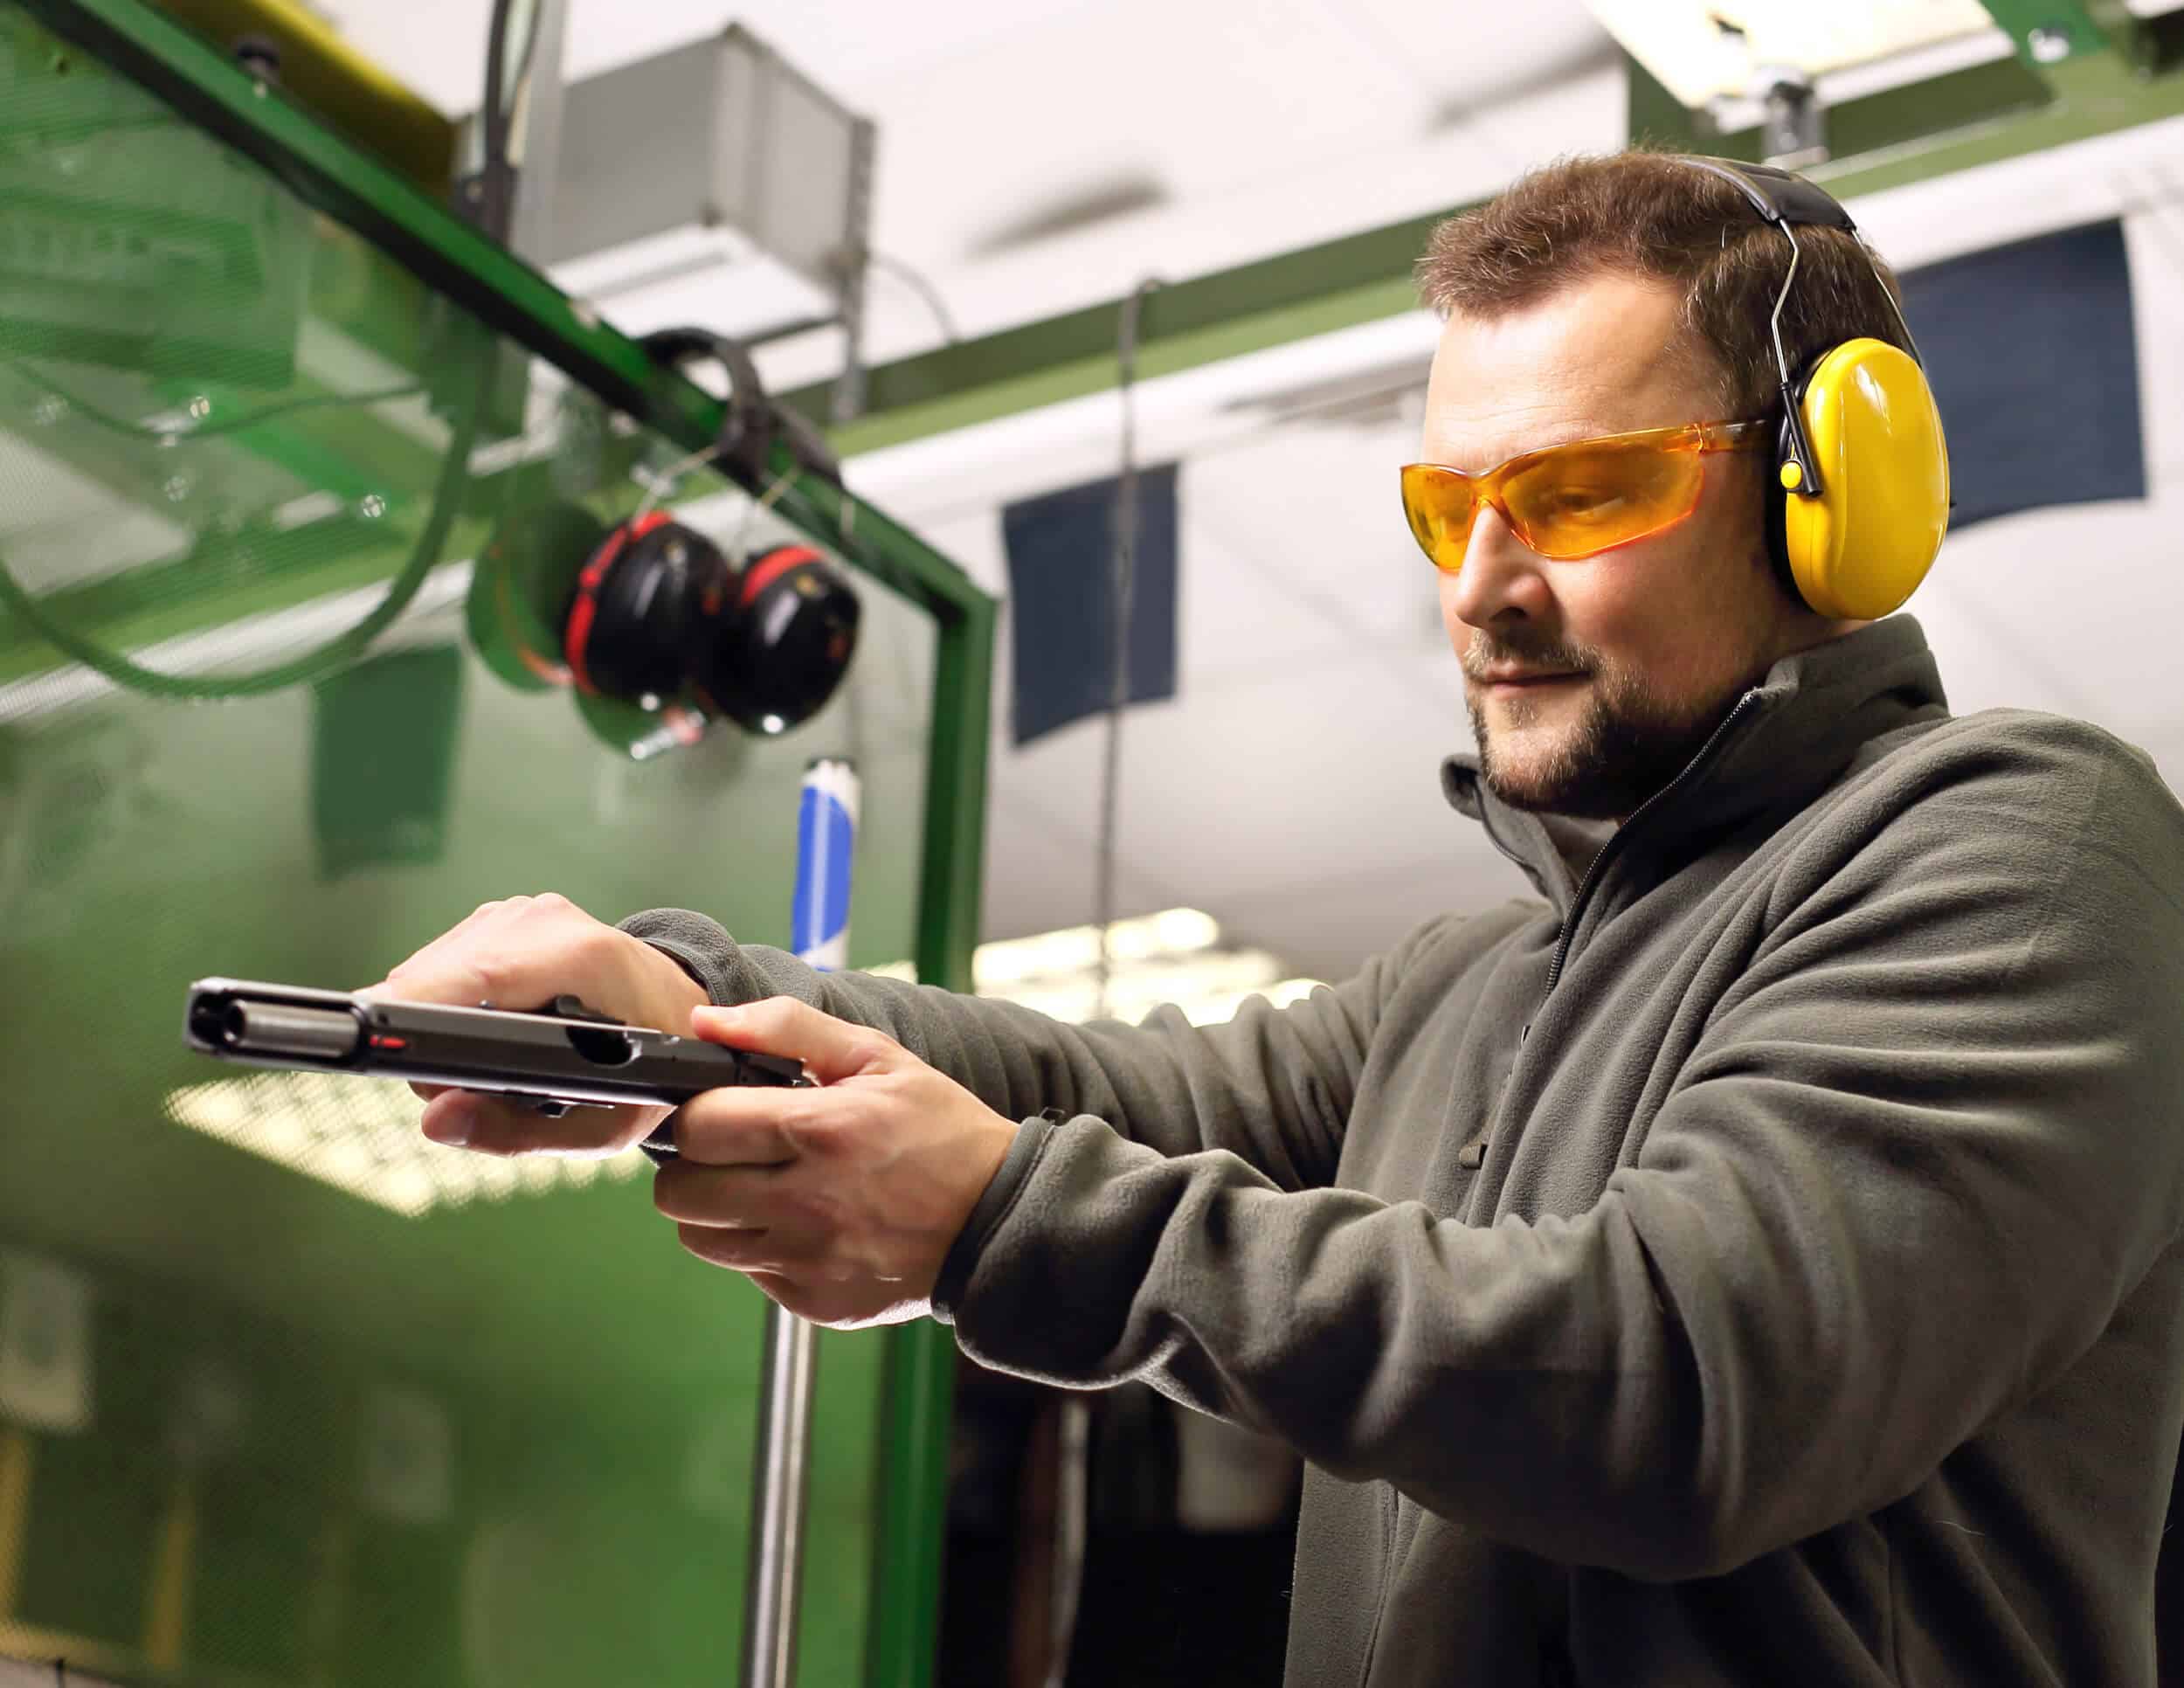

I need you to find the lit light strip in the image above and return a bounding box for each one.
[867,910,1330,1027]
[162,1069,646,1219]
[972,907,1220,990]
[1587,0,2000,108]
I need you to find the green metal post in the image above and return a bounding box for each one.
[867,522,995,1688]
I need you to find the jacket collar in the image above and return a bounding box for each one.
[1441,614,1951,918]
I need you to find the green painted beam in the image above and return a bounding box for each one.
[790,37,2174,460]
[1979,0,2116,66]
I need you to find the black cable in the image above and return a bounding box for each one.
[480,0,517,241]
[480,0,512,237]
[0,349,425,442]
[867,252,962,344]
[478,0,542,243]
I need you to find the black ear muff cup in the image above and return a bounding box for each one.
[691,545,861,735]
[467,499,610,693]
[560,514,733,706]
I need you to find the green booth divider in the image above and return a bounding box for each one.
[0,3,996,1684]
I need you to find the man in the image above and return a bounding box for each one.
[376,152,2184,1685]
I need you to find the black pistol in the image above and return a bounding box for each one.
[184,978,806,1164]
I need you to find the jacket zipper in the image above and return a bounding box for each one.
[1543,688,1760,996]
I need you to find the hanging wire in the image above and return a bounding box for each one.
[729,467,805,557]
[1093,276,1165,1024]
[867,251,963,343]
[629,442,729,529]
[1047,273,1166,1688]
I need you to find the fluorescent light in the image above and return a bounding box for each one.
[1588,0,1999,108]
[163,1069,647,1219]
[870,914,1328,1027]
[988,965,1328,1028]
[971,907,1220,991]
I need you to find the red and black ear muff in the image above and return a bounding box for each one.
[466,320,863,750]
[688,544,861,734]
[561,511,735,703]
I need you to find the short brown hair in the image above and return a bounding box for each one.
[1416,149,1911,423]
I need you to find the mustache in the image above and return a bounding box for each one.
[1464,647,1588,680]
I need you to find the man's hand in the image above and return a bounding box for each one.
[655,998,1021,1329]
[359,892,710,1155]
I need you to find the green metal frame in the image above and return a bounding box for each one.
[776,19,2184,459]
[13,2,992,1683]
[1980,0,2115,66]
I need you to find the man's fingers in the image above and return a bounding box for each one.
[691,997,893,1086]
[652,1161,786,1227]
[676,1222,791,1274]
[367,896,529,1000]
[670,1087,802,1166]
[366,893,618,1014]
[418,1090,654,1157]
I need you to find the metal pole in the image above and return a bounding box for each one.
[741,1307,819,1688]
[741,757,860,1688]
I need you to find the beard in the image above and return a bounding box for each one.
[1467,661,1750,822]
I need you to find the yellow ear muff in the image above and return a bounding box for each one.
[1781,337,1951,620]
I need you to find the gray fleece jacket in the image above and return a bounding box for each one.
[623,614,2184,1687]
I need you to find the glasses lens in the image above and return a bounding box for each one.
[1400,466,1478,572]
[1503,440,1703,560]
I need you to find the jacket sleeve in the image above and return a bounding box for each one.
[616,907,1455,1194]
[927,724,2184,1580]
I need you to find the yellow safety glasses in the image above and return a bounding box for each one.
[1400,419,1770,572]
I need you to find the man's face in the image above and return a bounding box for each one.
[1423,270,1843,823]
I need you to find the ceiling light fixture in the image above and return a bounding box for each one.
[871,908,1329,1027]
[163,1069,646,1219]
[1586,0,2004,110]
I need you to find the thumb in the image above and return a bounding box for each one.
[690,996,894,1084]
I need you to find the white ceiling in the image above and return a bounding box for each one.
[320,3,2184,985]
[321,0,1621,379]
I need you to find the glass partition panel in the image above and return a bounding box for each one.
[0,5,968,1684]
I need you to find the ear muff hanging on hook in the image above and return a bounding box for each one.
[462,326,863,751]
[691,543,862,734]
[1677,156,1952,621]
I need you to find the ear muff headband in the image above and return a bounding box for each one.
[1677,156,1952,620]
[635,326,845,492]
[739,544,822,609]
